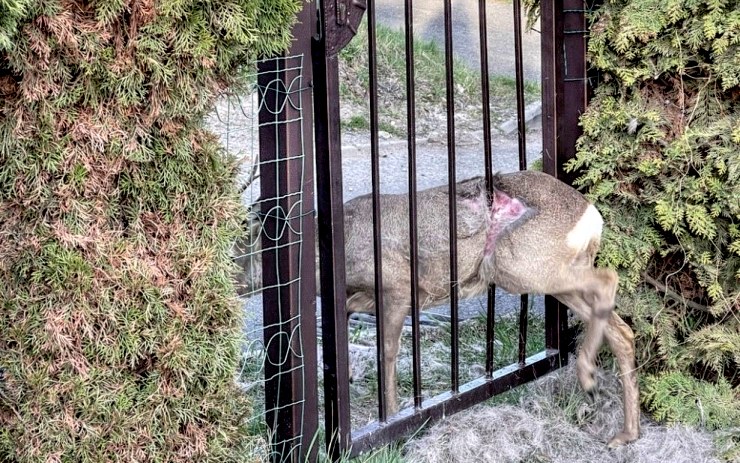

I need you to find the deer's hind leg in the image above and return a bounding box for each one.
[604,312,640,448]
[378,292,409,417]
[553,267,618,392]
[555,269,639,447]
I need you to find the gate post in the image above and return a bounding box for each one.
[258,1,319,461]
[312,0,367,459]
[541,0,593,359]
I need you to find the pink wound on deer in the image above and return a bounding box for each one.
[484,189,530,256]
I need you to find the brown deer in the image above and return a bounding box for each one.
[236,170,640,448]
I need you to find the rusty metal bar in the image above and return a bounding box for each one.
[367,0,388,423]
[478,0,498,377]
[404,0,423,409]
[312,10,352,460]
[258,11,318,460]
[443,0,460,394]
[350,350,561,457]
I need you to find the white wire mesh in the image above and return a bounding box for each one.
[208,54,313,462]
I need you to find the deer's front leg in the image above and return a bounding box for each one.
[379,297,408,417]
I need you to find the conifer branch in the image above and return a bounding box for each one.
[642,274,711,313]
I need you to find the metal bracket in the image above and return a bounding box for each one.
[323,0,367,57]
[336,0,348,25]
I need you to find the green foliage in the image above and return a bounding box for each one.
[643,371,740,430]
[0,0,300,461]
[716,429,740,462]
[347,445,406,463]
[535,0,740,433]
[0,0,29,51]
[569,86,740,307]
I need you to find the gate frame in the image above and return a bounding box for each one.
[260,0,589,462]
[541,0,596,359]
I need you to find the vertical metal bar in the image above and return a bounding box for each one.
[513,0,528,167]
[559,0,590,185]
[541,0,591,364]
[298,62,319,463]
[479,1,493,190]
[298,44,320,463]
[258,27,318,463]
[367,0,388,423]
[442,0,459,394]
[512,0,529,366]
[518,298,529,365]
[404,0,423,409]
[541,0,562,179]
[312,21,352,463]
[486,294,496,374]
[541,0,565,363]
[478,0,497,377]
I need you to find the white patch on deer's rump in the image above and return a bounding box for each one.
[566,204,603,252]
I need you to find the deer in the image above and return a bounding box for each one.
[235,169,640,448]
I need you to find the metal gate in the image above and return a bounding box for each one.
[311,0,594,459]
[256,0,595,461]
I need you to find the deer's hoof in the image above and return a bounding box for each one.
[607,430,638,449]
[576,360,597,392]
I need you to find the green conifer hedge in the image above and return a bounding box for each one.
[561,0,740,430]
[0,0,300,460]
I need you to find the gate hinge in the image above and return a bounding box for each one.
[318,0,367,56]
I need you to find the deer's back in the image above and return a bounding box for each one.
[342,170,602,311]
[343,178,490,312]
